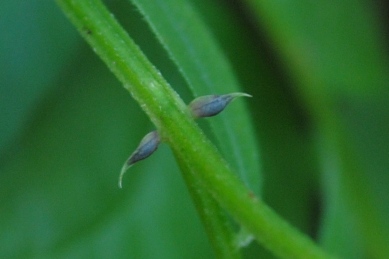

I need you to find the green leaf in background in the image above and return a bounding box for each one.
[181,3,324,258]
[0,43,213,258]
[241,0,389,257]
[130,0,262,196]
[0,1,213,258]
[242,0,389,97]
[2,0,389,257]
[0,1,79,154]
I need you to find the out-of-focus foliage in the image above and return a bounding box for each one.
[1,0,388,258]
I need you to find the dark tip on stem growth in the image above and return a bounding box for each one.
[189,92,252,118]
[119,131,160,188]
[119,92,251,188]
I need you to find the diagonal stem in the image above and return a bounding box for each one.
[56,0,336,258]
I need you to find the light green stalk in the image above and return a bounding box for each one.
[56,0,335,258]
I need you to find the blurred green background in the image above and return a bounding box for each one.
[1,0,388,258]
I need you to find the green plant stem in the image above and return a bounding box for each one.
[174,151,240,259]
[131,0,261,196]
[56,0,335,258]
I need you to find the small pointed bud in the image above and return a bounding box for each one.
[189,92,252,118]
[119,131,160,188]
[235,226,255,248]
